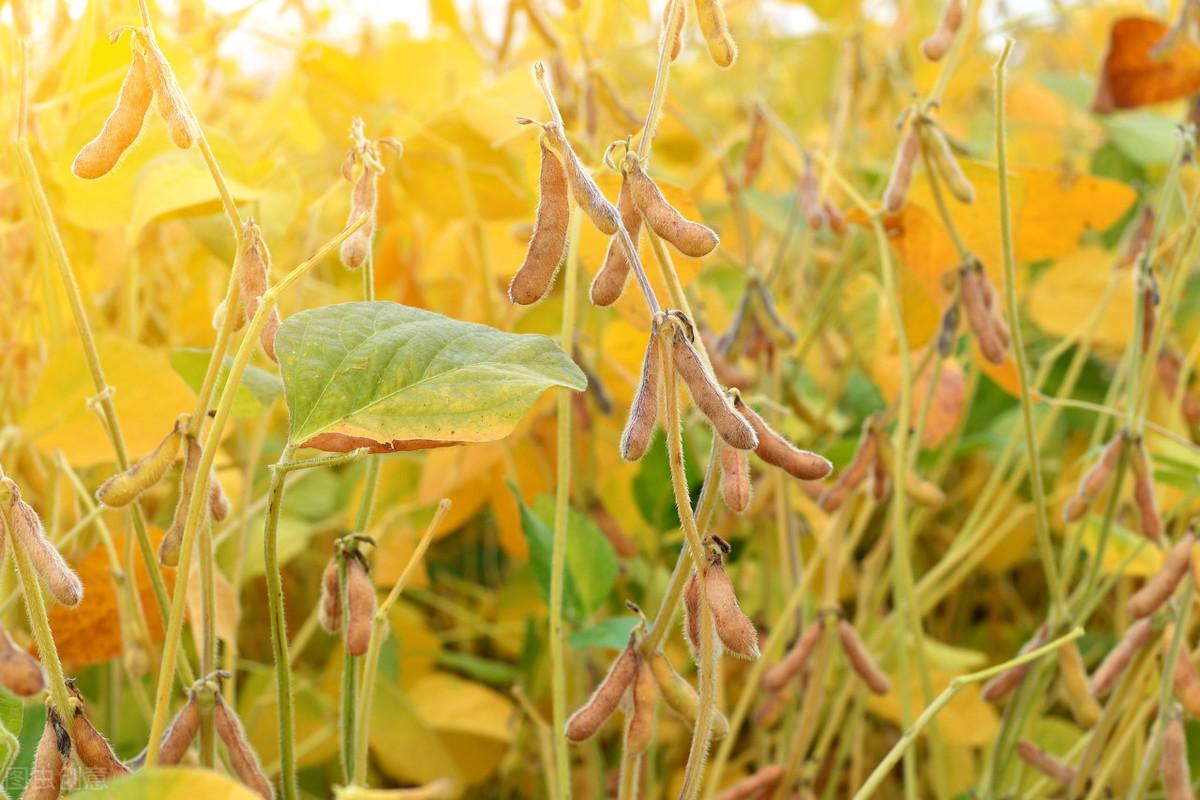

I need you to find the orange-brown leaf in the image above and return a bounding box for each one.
[1093,17,1200,112]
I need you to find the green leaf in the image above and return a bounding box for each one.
[0,688,21,739]
[276,302,586,450]
[514,489,618,621]
[436,651,520,686]
[66,766,261,799]
[568,616,638,651]
[1101,113,1179,167]
[170,348,283,419]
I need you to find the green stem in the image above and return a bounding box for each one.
[265,442,299,799]
[339,554,357,786]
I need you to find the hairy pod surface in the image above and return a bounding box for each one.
[1064,434,1125,522]
[648,652,728,738]
[694,0,737,67]
[8,491,83,607]
[762,619,823,691]
[1089,618,1153,697]
[981,624,1049,702]
[883,126,920,212]
[838,620,890,694]
[920,0,964,61]
[734,397,831,480]
[510,139,570,304]
[741,105,767,188]
[345,556,376,657]
[671,332,757,451]
[627,158,719,257]
[565,642,640,742]
[0,639,44,697]
[713,765,785,800]
[1162,717,1192,800]
[662,0,686,61]
[620,333,661,461]
[1058,642,1101,726]
[683,570,702,658]
[820,423,876,510]
[158,692,200,766]
[26,710,68,800]
[73,708,130,780]
[72,49,153,179]
[1128,532,1194,618]
[1130,441,1163,541]
[142,38,199,149]
[1173,641,1200,717]
[719,443,752,513]
[918,121,975,203]
[160,434,202,567]
[624,658,657,753]
[215,694,275,799]
[590,170,640,306]
[705,557,759,660]
[318,555,342,633]
[340,169,379,269]
[960,266,1005,364]
[1015,740,1077,785]
[545,125,619,235]
[95,415,184,507]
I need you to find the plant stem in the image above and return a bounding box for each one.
[549,212,583,800]
[853,628,1082,800]
[636,0,678,164]
[264,443,299,798]
[993,39,1064,614]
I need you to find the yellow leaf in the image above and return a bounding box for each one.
[69,766,261,799]
[868,666,999,746]
[1028,247,1134,351]
[23,335,196,467]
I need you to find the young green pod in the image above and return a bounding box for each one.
[762,619,823,691]
[733,397,831,481]
[73,707,130,780]
[705,552,759,660]
[565,641,639,742]
[920,0,964,61]
[142,37,199,150]
[95,415,185,507]
[714,765,785,800]
[1058,642,1100,727]
[671,332,757,451]
[1015,740,1076,785]
[918,121,974,204]
[883,126,920,212]
[838,620,890,694]
[7,487,83,607]
[160,435,202,567]
[345,556,376,657]
[1162,716,1192,800]
[981,624,1049,702]
[662,0,686,62]
[627,158,719,257]
[26,709,69,800]
[719,443,752,513]
[318,555,341,633]
[590,170,640,306]
[648,652,729,738]
[340,168,379,270]
[1089,618,1153,697]
[1130,441,1163,542]
[623,658,657,753]
[72,49,153,179]
[621,333,661,462]
[544,123,619,235]
[0,624,44,697]
[214,694,275,799]
[158,692,200,766]
[1128,532,1194,618]
[694,0,737,67]
[510,138,570,305]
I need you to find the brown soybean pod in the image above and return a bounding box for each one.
[1173,644,1200,717]
[705,557,759,660]
[1130,441,1163,541]
[1162,717,1192,800]
[662,0,686,61]
[820,426,876,511]
[734,398,832,480]
[340,169,379,270]
[158,693,200,765]
[982,624,1049,702]
[713,765,785,800]
[920,0,964,61]
[883,126,921,212]
[95,415,184,507]
[9,493,83,607]
[919,121,975,204]
[510,139,570,304]
[1089,618,1153,697]
[694,0,737,68]
[627,158,719,257]
[671,332,758,451]
[762,619,823,691]
[904,471,946,507]
[741,105,768,188]
[0,626,44,696]
[565,642,639,742]
[590,170,640,307]
[754,685,791,728]
[73,711,130,779]
[318,556,342,633]
[683,570,702,658]
[624,658,657,753]
[719,443,752,513]
[1129,532,1194,618]
[26,710,68,800]
[209,472,231,522]
[345,557,375,657]
[620,333,661,462]
[546,125,619,235]
[215,694,275,799]
[701,331,752,390]
[1015,740,1077,785]
[1058,642,1100,726]
[960,266,1005,364]
[648,652,729,738]
[160,435,202,567]
[799,157,826,229]
[838,620,890,694]
[142,37,199,150]
[72,49,153,179]
[1076,434,1124,502]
